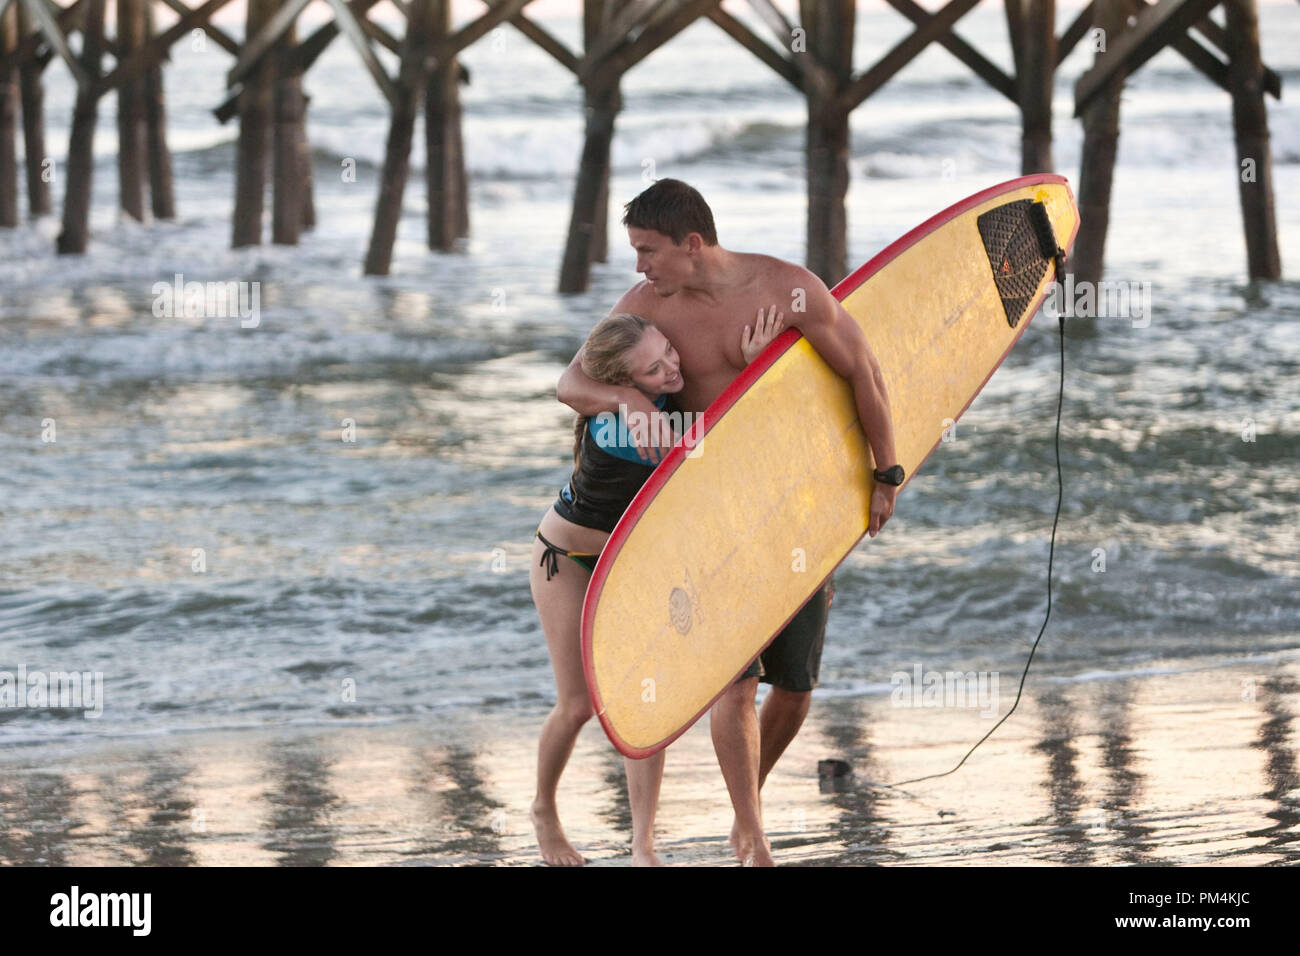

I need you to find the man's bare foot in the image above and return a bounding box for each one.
[733,826,774,867]
[531,801,585,866]
[631,846,664,867]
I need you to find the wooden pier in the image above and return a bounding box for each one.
[0,0,1284,287]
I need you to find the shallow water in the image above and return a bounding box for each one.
[1,6,1298,751]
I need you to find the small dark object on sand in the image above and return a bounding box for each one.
[818,759,853,778]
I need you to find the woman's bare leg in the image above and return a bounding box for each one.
[625,751,666,866]
[529,531,596,865]
[530,510,669,865]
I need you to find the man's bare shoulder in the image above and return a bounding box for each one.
[738,252,824,292]
[611,280,660,316]
[733,254,834,320]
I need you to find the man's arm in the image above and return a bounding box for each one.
[556,348,646,418]
[555,294,672,463]
[787,272,900,536]
[557,288,650,415]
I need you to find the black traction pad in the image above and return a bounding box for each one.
[976,199,1054,329]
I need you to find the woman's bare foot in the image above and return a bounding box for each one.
[532,801,585,866]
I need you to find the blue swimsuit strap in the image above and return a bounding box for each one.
[587,393,668,465]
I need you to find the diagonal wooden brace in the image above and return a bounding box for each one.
[18,0,86,88]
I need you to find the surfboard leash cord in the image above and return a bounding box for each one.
[886,309,1067,789]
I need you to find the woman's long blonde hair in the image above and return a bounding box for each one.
[572,313,652,471]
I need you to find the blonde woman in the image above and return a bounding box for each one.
[530,309,784,866]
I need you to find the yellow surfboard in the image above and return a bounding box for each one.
[582,174,1080,758]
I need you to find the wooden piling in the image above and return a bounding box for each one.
[454,76,467,239]
[17,0,51,218]
[117,0,149,222]
[425,0,468,251]
[272,10,304,245]
[364,0,433,275]
[1007,0,1056,174]
[233,0,276,247]
[297,91,314,229]
[57,0,108,253]
[557,0,625,293]
[558,83,619,292]
[585,0,612,266]
[0,0,1278,289]
[1071,0,1132,288]
[0,0,17,228]
[144,0,175,219]
[555,0,720,290]
[803,0,855,287]
[1224,0,1281,281]
[591,160,608,263]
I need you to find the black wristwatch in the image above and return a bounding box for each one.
[873,464,905,487]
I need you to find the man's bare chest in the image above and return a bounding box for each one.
[651,295,780,372]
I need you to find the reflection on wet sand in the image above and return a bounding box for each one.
[424,746,504,864]
[596,747,632,847]
[0,659,1295,865]
[119,757,199,867]
[804,697,897,866]
[1034,690,1094,865]
[1247,676,1300,862]
[261,739,340,866]
[1096,682,1155,864]
[0,772,78,865]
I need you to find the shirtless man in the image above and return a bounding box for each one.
[556,179,902,866]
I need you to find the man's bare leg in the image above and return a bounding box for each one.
[757,686,811,788]
[725,684,811,852]
[625,751,666,866]
[710,677,774,866]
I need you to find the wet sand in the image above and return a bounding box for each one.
[2,655,1296,866]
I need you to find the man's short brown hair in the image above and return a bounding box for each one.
[622,179,717,246]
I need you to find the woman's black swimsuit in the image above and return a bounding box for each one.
[535,529,599,580]
[537,394,674,580]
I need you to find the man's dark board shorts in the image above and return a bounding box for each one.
[737,577,834,692]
